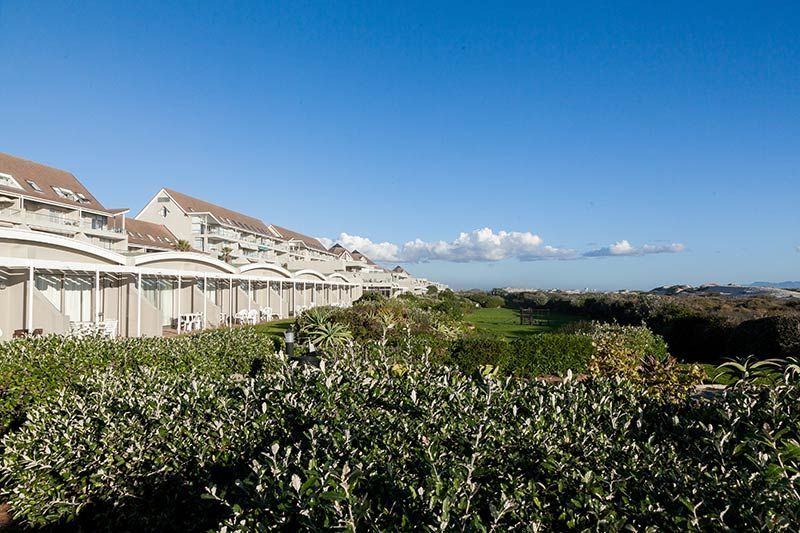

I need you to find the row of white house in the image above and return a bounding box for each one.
[0,152,446,340]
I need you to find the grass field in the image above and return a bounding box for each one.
[253,319,295,338]
[464,307,582,339]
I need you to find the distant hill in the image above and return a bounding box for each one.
[751,281,800,289]
[649,284,800,299]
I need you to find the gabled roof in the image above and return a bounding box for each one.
[351,249,378,266]
[328,243,351,258]
[392,265,409,275]
[270,224,329,253]
[0,152,109,212]
[125,218,180,249]
[162,188,273,236]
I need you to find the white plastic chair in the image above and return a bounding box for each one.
[234,310,248,325]
[247,309,259,325]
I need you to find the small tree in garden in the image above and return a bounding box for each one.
[174,239,192,252]
[218,246,233,263]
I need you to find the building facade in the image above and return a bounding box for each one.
[0,152,446,340]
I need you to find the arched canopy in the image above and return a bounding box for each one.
[0,228,126,265]
[327,272,352,283]
[239,262,293,279]
[292,269,327,281]
[133,251,237,274]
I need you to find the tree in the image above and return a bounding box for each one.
[174,240,192,252]
[218,246,233,263]
[426,285,439,295]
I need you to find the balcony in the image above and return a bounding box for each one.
[207,226,241,241]
[0,207,124,238]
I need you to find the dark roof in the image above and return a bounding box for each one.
[271,224,329,253]
[351,249,378,266]
[392,266,409,274]
[126,218,180,249]
[163,188,273,236]
[328,243,351,257]
[0,152,108,212]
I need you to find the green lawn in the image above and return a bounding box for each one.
[252,319,295,339]
[464,307,582,339]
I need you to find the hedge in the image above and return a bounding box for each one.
[1,352,798,530]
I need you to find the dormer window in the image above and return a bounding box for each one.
[75,193,90,204]
[26,180,43,192]
[0,173,23,190]
[52,186,78,201]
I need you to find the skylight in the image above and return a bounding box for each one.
[26,180,43,192]
[0,173,23,190]
[52,186,78,201]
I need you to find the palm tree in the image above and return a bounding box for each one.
[218,246,233,263]
[174,239,192,252]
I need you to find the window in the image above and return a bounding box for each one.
[26,180,43,192]
[157,197,170,203]
[52,186,78,201]
[76,193,90,204]
[0,173,22,190]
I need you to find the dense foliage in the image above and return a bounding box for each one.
[0,295,795,530]
[0,328,273,438]
[499,289,800,362]
[1,342,798,531]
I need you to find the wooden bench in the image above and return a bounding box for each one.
[519,308,550,326]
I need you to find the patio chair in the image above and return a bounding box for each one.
[247,309,259,325]
[234,310,249,325]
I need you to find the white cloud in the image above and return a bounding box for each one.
[318,233,401,262]
[321,228,574,263]
[584,240,685,257]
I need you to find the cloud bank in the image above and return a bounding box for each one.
[320,229,685,264]
[319,228,573,263]
[583,240,685,257]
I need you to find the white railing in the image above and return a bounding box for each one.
[0,207,122,235]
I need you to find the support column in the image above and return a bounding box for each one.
[26,266,34,331]
[176,275,182,333]
[137,273,142,337]
[247,279,252,312]
[228,278,233,325]
[94,269,100,322]
[203,275,208,329]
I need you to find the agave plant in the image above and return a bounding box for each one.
[297,307,334,336]
[306,321,352,350]
[715,355,785,385]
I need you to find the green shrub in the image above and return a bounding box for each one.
[507,334,595,376]
[449,335,511,373]
[354,291,387,304]
[464,292,505,308]
[586,322,701,400]
[2,349,799,530]
[0,328,274,438]
[732,316,800,358]
[0,366,278,530]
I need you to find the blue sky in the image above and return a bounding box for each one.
[1,1,798,290]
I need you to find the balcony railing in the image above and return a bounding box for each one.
[0,207,123,236]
